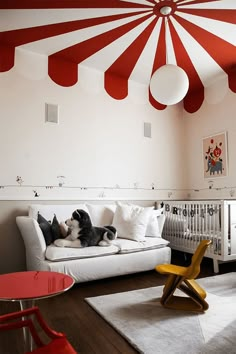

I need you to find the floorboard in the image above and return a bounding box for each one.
[1,251,236,354]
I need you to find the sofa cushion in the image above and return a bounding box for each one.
[113,237,169,253]
[45,237,169,262]
[86,204,116,226]
[37,213,54,246]
[29,204,88,223]
[45,244,120,262]
[112,202,153,241]
[146,212,165,237]
[51,214,64,241]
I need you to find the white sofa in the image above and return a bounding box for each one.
[16,203,171,283]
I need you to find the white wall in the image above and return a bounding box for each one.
[1,51,236,273]
[183,78,236,200]
[0,51,187,201]
[0,51,189,273]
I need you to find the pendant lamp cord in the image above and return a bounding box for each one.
[165,16,169,65]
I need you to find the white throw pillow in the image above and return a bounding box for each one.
[86,204,116,226]
[112,203,153,241]
[146,212,165,237]
[28,204,88,223]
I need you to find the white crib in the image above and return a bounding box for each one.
[162,200,236,273]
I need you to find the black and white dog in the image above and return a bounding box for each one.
[54,209,117,248]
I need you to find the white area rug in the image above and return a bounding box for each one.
[86,273,236,354]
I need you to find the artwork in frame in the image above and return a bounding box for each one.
[203,132,228,179]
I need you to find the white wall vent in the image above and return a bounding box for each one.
[144,122,151,138]
[45,103,59,124]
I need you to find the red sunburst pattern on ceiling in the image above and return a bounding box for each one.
[0,0,236,113]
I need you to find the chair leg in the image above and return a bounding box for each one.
[160,277,209,312]
[160,275,183,306]
[184,279,207,299]
[180,279,209,311]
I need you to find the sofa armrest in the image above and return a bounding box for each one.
[16,216,47,270]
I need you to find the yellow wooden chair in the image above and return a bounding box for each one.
[156,240,212,312]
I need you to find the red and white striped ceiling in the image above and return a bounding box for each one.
[0,0,235,113]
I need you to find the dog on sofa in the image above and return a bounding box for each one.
[54,209,117,248]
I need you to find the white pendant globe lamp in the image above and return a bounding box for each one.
[150,64,189,105]
[150,6,189,105]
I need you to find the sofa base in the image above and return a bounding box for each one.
[35,247,171,283]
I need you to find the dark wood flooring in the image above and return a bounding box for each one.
[1,251,236,354]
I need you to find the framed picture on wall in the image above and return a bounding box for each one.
[203,131,228,179]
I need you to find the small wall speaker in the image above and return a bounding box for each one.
[144,122,151,138]
[45,103,59,124]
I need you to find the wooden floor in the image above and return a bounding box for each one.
[1,252,236,354]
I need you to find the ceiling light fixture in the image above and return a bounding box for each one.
[150,13,189,106]
[159,6,172,16]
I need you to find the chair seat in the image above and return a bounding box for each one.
[156,263,190,276]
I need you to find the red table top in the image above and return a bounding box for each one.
[0,271,74,301]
